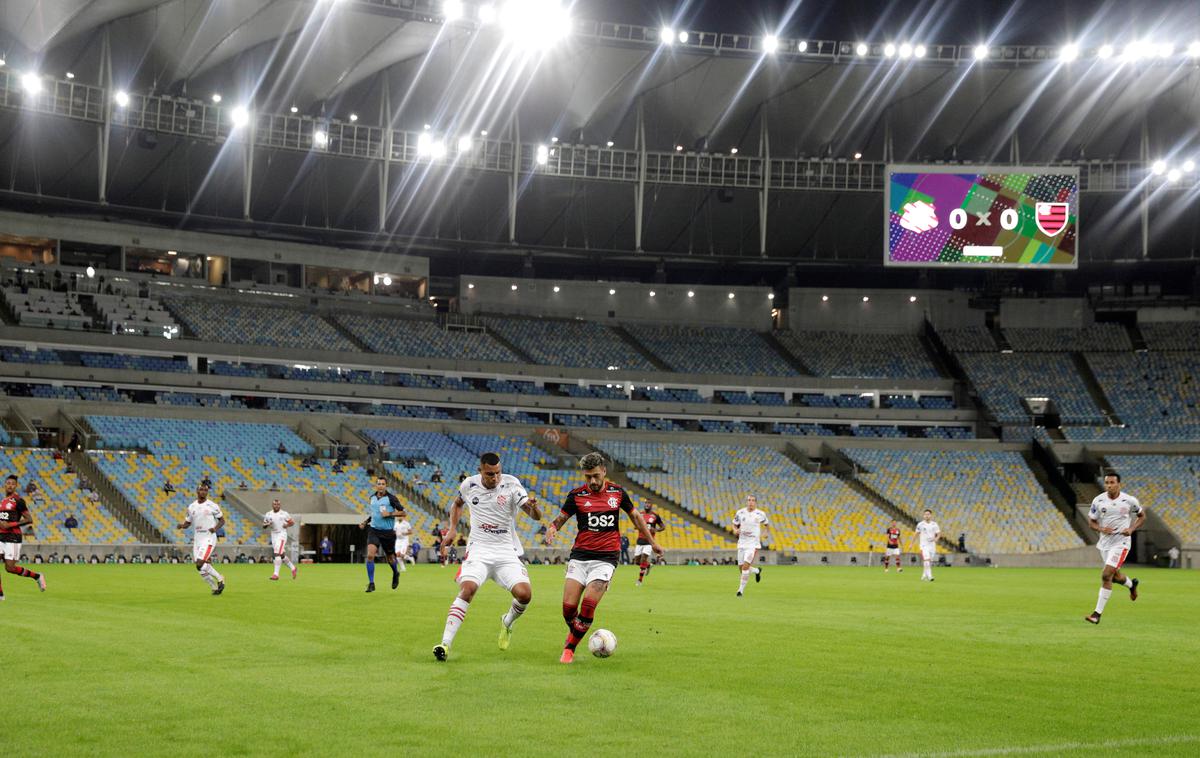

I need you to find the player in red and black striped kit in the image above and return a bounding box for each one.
[635,502,666,586]
[0,474,47,600]
[882,520,903,573]
[545,453,663,663]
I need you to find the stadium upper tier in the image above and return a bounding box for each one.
[774,331,942,379]
[360,429,725,549]
[843,449,1083,554]
[1061,352,1200,442]
[1002,324,1133,352]
[1140,322,1200,351]
[0,447,136,544]
[621,324,799,376]
[938,327,998,352]
[1101,455,1200,544]
[334,313,519,362]
[482,316,657,371]
[591,438,894,552]
[957,353,1106,425]
[162,296,356,351]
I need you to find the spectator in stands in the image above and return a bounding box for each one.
[411,472,424,486]
[201,474,213,488]
[238,480,248,489]
[367,442,377,457]
[269,482,280,491]
[1168,545,1181,569]
[431,523,443,548]
[163,480,175,494]
[410,538,421,563]
[332,462,344,474]
[301,458,312,469]
[320,536,333,563]
[431,467,443,483]
[79,475,91,491]
[458,471,469,483]
[24,481,38,497]
[620,534,631,565]
[958,533,968,553]
[64,514,78,529]
[88,489,100,504]
[68,431,80,451]
[277,442,287,454]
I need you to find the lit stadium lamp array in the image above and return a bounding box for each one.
[1151,158,1198,183]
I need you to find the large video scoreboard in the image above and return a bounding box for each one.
[886,165,1079,268]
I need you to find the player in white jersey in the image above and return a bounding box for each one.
[434,452,541,661]
[915,510,940,582]
[177,484,226,595]
[262,498,297,581]
[393,517,413,571]
[1084,472,1143,624]
[732,495,769,596]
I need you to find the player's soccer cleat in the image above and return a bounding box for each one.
[0,593,5,601]
[213,581,225,596]
[1129,578,1139,601]
[391,573,400,590]
[736,590,743,597]
[755,567,762,583]
[269,575,279,581]
[291,566,298,580]
[635,581,642,587]
[365,582,375,593]
[897,568,903,573]
[559,649,574,664]
[36,574,46,592]
[1084,612,1101,624]
[498,616,513,651]
[433,644,448,662]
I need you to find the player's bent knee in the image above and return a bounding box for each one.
[513,584,532,604]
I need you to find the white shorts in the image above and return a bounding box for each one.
[1099,544,1130,569]
[456,554,530,592]
[633,544,654,559]
[737,546,760,566]
[885,547,901,557]
[2,542,21,561]
[565,559,616,586]
[394,539,409,556]
[272,534,287,555]
[920,546,936,561]
[193,534,217,563]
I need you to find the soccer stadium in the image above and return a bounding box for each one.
[1,0,1199,754]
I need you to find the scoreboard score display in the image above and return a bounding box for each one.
[885,165,1079,268]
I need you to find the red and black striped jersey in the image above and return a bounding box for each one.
[560,482,634,561]
[636,511,664,545]
[886,527,901,548]
[0,494,29,543]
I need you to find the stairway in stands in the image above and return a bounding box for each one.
[1071,354,1123,426]
[610,326,673,371]
[763,332,813,374]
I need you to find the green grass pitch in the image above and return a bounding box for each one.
[4,564,1198,757]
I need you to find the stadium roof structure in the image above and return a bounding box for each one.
[0,0,1199,273]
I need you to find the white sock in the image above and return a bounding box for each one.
[502,600,528,629]
[285,556,295,570]
[1095,587,1112,614]
[442,598,470,647]
[273,556,282,576]
[738,570,750,593]
[923,560,931,579]
[1122,577,1134,589]
[198,566,217,588]
[208,565,224,583]
[751,566,761,575]
[396,556,406,572]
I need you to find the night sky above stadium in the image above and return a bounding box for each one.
[585,0,1200,46]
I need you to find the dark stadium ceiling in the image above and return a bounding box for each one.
[0,0,1199,283]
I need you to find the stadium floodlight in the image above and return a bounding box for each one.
[417,132,433,156]
[1167,168,1182,182]
[606,140,614,147]
[649,290,656,297]
[1188,41,1200,58]
[382,276,392,286]
[230,106,250,128]
[20,72,42,95]
[86,266,96,278]
[853,152,862,160]
[552,285,560,292]
[762,35,779,54]
[730,147,738,154]
[609,288,616,295]
[500,0,571,48]
[675,145,684,152]
[211,93,222,103]
[678,31,688,44]
[349,113,358,122]
[444,0,463,21]
[727,292,735,299]
[914,44,927,58]
[1060,43,1079,62]
[536,144,549,165]
[457,135,473,152]
[167,250,178,256]
[1098,44,1114,59]
[430,139,447,159]
[1152,160,1167,175]
[883,43,896,58]
[114,90,130,107]
[1123,41,1146,61]
[0,58,5,66]
[1155,42,1174,58]
[687,290,695,298]
[468,283,475,288]
[312,129,329,149]
[898,43,913,58]
[660,26,674,44]
[855,42,868,57]
[290,105,298,113]
[768,292,775,300]
[510,284,518,290]
[66,71,75,79]
[1184,159,1196,172]
[822,294,829,301]
[478,3,495,23]
[480,129,488,136]
[973,45,989,60]
[550,136,558,143]
[862,295,870,302]
[910,295,918,303]
[797,40,808,53]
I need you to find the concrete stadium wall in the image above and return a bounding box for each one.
[458,276,774,329]
[788,288,984,334]
[1136,306,1200,323]
[998,297,1089,329]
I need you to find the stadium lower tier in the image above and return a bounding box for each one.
[0,447,136,544]
[1101,455,1200,544]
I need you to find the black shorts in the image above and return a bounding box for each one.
[367,529,396,554]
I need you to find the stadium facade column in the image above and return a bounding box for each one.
[1140,116,1149,259]
[635,98,646,253]
[378,70,391,233]
[508,114,519,244]
[242,111,255,221]
[759,116,769,257]
[98,26,112,205]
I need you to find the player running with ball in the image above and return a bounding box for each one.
[545,453,664,664]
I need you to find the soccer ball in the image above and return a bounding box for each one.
[588,629,617,658]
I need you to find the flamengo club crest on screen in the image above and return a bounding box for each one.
[1035,202,1069,236]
